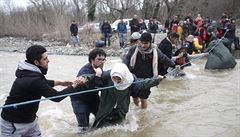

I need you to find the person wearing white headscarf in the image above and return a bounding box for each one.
[93,63,163,128]
[110,63,134,90]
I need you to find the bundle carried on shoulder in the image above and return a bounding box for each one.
[205,39,237,69]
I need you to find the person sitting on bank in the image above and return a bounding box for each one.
[92,63,164,128]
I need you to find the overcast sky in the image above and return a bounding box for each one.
[13,0,29,7]
[0,0,30,9]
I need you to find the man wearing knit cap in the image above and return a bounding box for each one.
[130,32,141,46]
[131,32,141,39]
[120,32,141,60]
[122,32,177,109]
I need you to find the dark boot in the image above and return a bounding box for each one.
[108,38,111,47]
[120,43,123,48]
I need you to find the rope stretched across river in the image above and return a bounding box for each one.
[0,76,163,109]
[0,52,208,109]
[1,33,228,109]
[0,59,202,110]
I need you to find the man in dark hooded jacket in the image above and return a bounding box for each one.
[0,45,86,137]
[70,48,107,131]
[70,20,80,46]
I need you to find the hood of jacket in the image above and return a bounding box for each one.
[15,61,42,78]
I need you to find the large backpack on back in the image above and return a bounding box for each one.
[205,39,237,69]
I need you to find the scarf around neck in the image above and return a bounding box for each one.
[130,44,158,77]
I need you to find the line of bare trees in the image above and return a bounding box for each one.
[0,0,238,42]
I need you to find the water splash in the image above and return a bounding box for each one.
[87,111,139,136]
[0,93,7,103]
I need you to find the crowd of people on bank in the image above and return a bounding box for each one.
[164,12,239,52]
[0,11,238,136]
[70,12,239,52]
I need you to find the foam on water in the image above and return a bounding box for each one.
[40,106,63,118]
[87,111,139,136]
[0,93,7,103]
[106,59,120,63]
[40,106,81,136]
[185,73,197,79]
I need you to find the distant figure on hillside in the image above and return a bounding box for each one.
[101,20,112,47]
[117,17,127,49]
[139,18,147,33]
[148,17,158,43]
[130,15,140,34]
[70,20,80,46]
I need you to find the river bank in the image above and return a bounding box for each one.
[0,36,123,56]
[0,34,240,58]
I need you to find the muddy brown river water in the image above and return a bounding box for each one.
[0,52,239,137]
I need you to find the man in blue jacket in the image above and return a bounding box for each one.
[70,48,107,131]
[117,18,127,49]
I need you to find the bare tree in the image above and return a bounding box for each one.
[71,0,87,23]
[99,0,140,19]
[141,0,152,19]
[4,0,14,12]
[29,0,49,23]
[87,0,97,21]
[152,1,160,18]
[233,0,240,18]
[163,0,185,19]
[47,0,67,16]
[0,0,238,41]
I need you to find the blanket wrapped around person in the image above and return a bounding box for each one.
[205,39,237,69]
